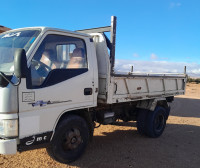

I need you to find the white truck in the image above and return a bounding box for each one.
[0,16,186,163]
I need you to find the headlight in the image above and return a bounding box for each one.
[0,119,18,138]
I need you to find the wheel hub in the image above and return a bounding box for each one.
[71,137,77,144]
[63,128,82,151]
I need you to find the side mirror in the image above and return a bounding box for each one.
[14,49,28,78]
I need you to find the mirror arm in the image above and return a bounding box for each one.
[0,72,21,86]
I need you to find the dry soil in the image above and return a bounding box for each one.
[0,83,200,168]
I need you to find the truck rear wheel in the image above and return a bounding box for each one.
[136,109,148,135]
[145,106,167,138]
[46,115,89,163]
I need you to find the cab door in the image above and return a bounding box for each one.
[18,32,94,139]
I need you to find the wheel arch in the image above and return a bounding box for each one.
[51,109,94,141]
[157,99,169,109]
[136,98,169,111]
[136,98,170,119]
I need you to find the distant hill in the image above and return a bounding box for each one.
[0,25,11,33]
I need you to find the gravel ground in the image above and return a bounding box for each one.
[0,83,200,168]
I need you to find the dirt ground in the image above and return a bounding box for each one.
[0,83,200,168]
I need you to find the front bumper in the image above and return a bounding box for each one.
[0,138,17,155]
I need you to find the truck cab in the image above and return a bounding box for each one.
[0,27,98,154]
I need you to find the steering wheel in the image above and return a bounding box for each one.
[31,59,51,77]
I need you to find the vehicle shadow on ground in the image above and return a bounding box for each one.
[69,122,200,168]
[111,121,136,127]
[170,97,200,118]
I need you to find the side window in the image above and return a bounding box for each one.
[30,34,87,87]
[56,44,87,69]
[57,44,75,62]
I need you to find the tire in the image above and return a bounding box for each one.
[165,105,171,120]
[136,109,148,135]
[46,115,89,163]
[145,106,167,138]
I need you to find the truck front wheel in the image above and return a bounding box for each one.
[146,106,167,138]
[46,115,89,163]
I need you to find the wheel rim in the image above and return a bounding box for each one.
[154,114,165,132]
[62,128,82,151]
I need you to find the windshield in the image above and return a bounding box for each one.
[0,30,40,73]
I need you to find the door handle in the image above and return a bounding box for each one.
[84,88,93,95]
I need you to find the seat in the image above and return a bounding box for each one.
[67,48,85,68]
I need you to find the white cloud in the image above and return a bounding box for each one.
[115,59,200,77]
[150,53,158,60]
[170,2,182,8]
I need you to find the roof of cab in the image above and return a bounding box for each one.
[0,27,91,37]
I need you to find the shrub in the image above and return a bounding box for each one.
[187,77,200,84]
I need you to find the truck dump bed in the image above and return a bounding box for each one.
[99,73,186,104]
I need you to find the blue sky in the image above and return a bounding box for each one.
[1,0,200,76]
